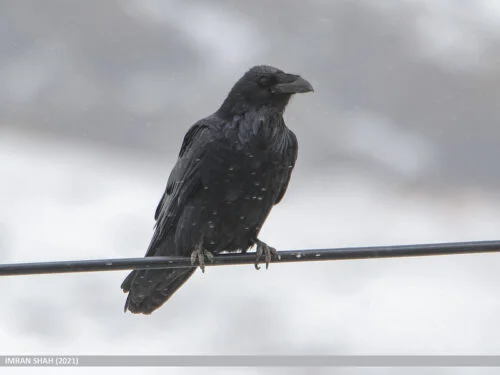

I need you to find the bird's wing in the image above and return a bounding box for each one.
[154,122,207,221]
[273,129,298,205]
[147,120,213,256]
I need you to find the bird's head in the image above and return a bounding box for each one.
[218,65,314,116]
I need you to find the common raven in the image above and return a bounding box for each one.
[121,65,313,314]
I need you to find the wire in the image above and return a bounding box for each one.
[1,240,499,276]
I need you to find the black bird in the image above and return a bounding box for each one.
[121,65,313,314]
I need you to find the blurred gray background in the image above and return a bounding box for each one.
[1,1,500,374]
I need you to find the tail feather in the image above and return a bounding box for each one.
[121,267,196,314]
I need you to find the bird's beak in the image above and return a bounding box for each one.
[272,75,314,94]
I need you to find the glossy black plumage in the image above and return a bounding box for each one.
[121,65,313,314]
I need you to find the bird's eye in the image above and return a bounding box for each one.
[258,75,270,87]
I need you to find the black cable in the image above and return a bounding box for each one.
[0,240,499,276]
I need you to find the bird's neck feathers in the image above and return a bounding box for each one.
[217,93,291,118]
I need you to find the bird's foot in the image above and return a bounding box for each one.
[254,239,280,270]
[190,248,214,273]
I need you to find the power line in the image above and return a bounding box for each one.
[1,240,499,277]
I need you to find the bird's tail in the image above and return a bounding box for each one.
[121,267,196,314]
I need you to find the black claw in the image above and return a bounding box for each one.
[254,239,278,270]
[190,249,214,273]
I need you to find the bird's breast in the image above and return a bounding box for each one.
[187,113,295,252]
[197,110,293,202]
